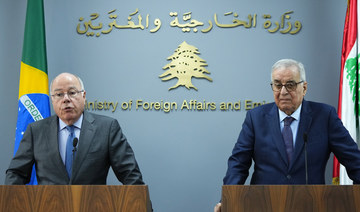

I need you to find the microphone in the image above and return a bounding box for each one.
[70,138,78,182]
[72,137,78,153]
[303,133,308,185]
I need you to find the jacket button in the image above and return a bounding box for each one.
[287,175,291,179]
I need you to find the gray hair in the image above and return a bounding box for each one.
[77,76,85,90]
[271,59,306,82]
[50,73,85,95]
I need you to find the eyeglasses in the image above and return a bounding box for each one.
[51,89,84,100]
[270,81,303,92]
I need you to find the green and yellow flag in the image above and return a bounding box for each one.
[15,0,50,185]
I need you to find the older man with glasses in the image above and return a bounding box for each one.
[5,73,144,185]
[214,59,360,212]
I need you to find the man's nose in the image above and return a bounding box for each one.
[280,85,289,94]
[62,93,71,102]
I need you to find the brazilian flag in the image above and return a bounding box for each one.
[15,0,50,185]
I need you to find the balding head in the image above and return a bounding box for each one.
[50,73,86,125]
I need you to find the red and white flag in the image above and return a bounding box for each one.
[333,0,359,185]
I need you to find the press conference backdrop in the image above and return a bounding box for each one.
[0,0,347,211]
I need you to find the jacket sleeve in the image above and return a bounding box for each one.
[5,124,35,185]
[223,111,254,185]
[109,119,145,185]
[328,107,360,184]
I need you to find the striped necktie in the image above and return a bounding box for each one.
[282,116,295,163]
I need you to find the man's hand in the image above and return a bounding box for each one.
[214,203,221,212]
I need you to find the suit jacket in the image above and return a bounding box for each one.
[5,111,144,185]
[223,100,360,185]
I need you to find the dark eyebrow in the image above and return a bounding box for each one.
[273,80,296,83]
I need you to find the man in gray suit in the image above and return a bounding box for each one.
[5,73,144,185]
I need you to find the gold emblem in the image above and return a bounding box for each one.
[160,41,212,90]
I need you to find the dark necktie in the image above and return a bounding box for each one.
[282,116,295,163]
[65,125,75,177]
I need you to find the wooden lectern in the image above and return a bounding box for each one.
[0,185,151,212]
[222,185,360,212]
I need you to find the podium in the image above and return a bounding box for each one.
[0,185,151,212]
[222,185,360,212]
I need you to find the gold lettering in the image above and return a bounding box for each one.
[245,100,252,110]
[181,100,189,110]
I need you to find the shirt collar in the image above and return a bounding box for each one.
[279,104,302,122]
[59,114,83,131]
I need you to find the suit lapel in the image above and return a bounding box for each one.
[291,100,312,169]
[267,104,289,166]
[71,112,96,181]
[46,115,70,181]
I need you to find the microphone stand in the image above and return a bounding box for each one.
[303,133,308,185]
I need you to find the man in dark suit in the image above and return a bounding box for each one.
[214,59,360,212]
[5,73,144,185]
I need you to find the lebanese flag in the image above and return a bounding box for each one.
[333,0,359,185]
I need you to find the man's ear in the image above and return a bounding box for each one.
[302,82,308,95]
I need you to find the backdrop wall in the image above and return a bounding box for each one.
[0,0,347,211]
